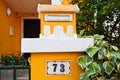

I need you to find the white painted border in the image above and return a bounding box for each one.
[21,38,94,53]
[44,14,73,22]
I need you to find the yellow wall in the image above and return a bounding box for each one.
[40,12,76,35]
[0,0,21,56]
[62,0,72,4]
[16,12,38,17]
[0,0,81,56]
[0,1,38,56]
[31,52,84,80]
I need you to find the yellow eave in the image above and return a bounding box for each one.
[37,4,79,13]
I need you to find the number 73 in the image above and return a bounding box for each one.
[53,63,65,72]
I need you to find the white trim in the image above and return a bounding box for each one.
[21,38,94,53]
[76,4,80,13]
[37,5,80,13]
[40,34,77,39]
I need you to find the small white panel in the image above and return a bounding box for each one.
[44,14,73,22]
[51,0,62,5]
[44,25,50,38]
[53,26,64,38]
[10,26,14,36]
[66,25,73,38]
[67,25,73,34]
[47,61,70,75]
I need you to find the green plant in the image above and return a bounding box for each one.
[4,55,11,65]
[1,54,27,66]
[77,34,120,80]
[3,55,20,65]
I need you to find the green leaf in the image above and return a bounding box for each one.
[117,63,120,71]
[85,67,95,78]
[110,77,118,80]
[111,45,119,51]
[91,62,101,73]
[80,73,87,80]
[103,61,115,76]
[93,34,104,40]
[97,76,106,80]
[85,62,101,78]
[95,40,109,48]
[106,52,113,61]
[90,75,97,80]
[101,41,109,47]
[79,29,85,37]
[86,47,99,57]
[98,48,106,59]
[77,55,92,69]
[111,51,120,59]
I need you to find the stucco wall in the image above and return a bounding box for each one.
[0,0,21,56]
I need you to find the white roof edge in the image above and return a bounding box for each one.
[37,4,80,13]
[21,38,94,53]
[76,5,80,13]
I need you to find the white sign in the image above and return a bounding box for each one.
[47,61,70,75]
[44,14,73,22]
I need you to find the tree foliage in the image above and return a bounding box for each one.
[71,0,120,49]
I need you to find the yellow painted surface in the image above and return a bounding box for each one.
[62,0,72,5]
[0,1,38,56]
[0,0,21,56]
[40,12,76,35]
[16,12,38,17]
[62,0,83,5]
[31,52,84,80]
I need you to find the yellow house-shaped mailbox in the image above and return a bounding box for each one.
[21,4,94,80]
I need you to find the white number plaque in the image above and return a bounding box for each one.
[47,61,70,75]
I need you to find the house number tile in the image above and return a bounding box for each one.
[47,61,70,75]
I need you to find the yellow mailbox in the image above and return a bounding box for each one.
[21,4,94,80]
